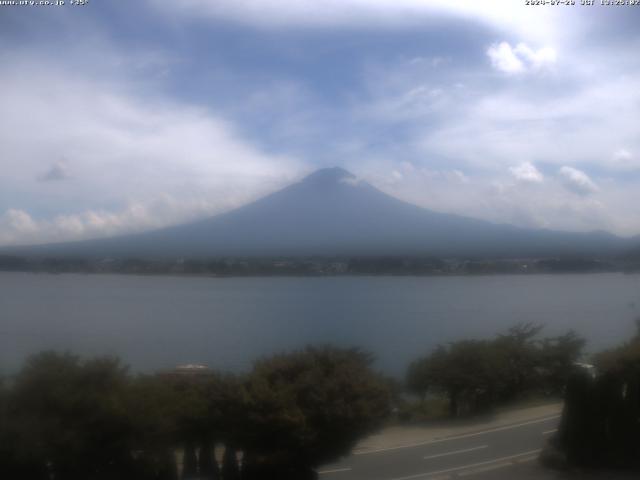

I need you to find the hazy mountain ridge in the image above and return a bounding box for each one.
[4,168,636,259]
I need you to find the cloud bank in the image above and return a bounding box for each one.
[2,2,640,245]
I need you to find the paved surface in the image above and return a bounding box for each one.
[316,403,636,480]
[318,408,561,480]
[353,404,563,456]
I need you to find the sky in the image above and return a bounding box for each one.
[1,0,640,246]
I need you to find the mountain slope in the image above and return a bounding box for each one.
[6,168,633,258]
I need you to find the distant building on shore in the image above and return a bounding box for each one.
[160,363,215,381]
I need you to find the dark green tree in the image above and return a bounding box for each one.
[538,330,585,396]
[239,346,391,477]
[421,341,500,417]
[552,320,640,470]
[198,440,217,479]
[407,324,586,418]
[221,445,240,480]
[493,323,544,401]
[6,352,135,480]
[406,357,430,401]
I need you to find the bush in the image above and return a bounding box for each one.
[239,346,391,476]
[407,324,585,418]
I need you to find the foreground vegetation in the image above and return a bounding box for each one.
[405,323,585,418]
[3,322,639,478]
[406,322,640,472]
[551,322,640,470]
[0,347,391,480]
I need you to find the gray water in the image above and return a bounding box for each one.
[1,272,640,376]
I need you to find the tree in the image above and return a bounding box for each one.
[221,445,240,480]
[493,323,544,401]
[593,318,640,374]
[127,368,243,480]
[239,346,391,478]
[555,322,640,469]
[420,341,500,417]
[406,324,586,418]
[538,330,585,396]
[406,357,430,401]
[5,351,135,480]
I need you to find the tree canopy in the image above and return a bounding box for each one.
[0,347,391,480]
[406,324,585,417]
[240,346,391,477]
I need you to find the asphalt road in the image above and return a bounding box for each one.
[318,415,561,480]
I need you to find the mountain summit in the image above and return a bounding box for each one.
[299,166,355,186]
[8,168,630,258]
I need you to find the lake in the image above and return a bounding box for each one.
[1,272,640,376]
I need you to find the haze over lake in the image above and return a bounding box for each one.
[2,272,640,376]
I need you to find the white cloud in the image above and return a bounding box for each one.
[609,148,639,171]
[418,75,640,172]
[514,43,557,69]
[1,209,38,237]
[0,197,228,246]
[0,58,304,246]
[559,166,599,196]
[450,170,469,184]
[487,42,524,74]
[509,162,544,183]
[148,0,567,43]
[344,18,640,235]
[614,148,632,162]
[355,159,618,234]
[487,42,556,74]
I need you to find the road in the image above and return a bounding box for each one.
[318,414,561,480]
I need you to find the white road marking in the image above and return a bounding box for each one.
[542,429,557,435]
[318,467,352,475]
[354,415,560,455]
[423,445,488,460]
[459,453,538,476]
[431,416,560,443]
[388,449,541,480]
[515,455,539,464]
[457,461,512,477]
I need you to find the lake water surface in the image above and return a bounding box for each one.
[2,272,640,376]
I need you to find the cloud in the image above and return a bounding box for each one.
[0,57,304,246]
[353,159,619,234]
[4,0,640,241]
[148,0,566,43]
[0,197,225,246]
[509,162,544,183]
[514,43,557,69]
[38,161,70,182]
[339,176,361,187]
[337,32,640,235]
[609,148,639,171]
[417,74,640,173]
[559,166,599,196]
[487,42,556,74]
[487,42,524,74]
[1,209,38,239]
[614,148,632,162]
